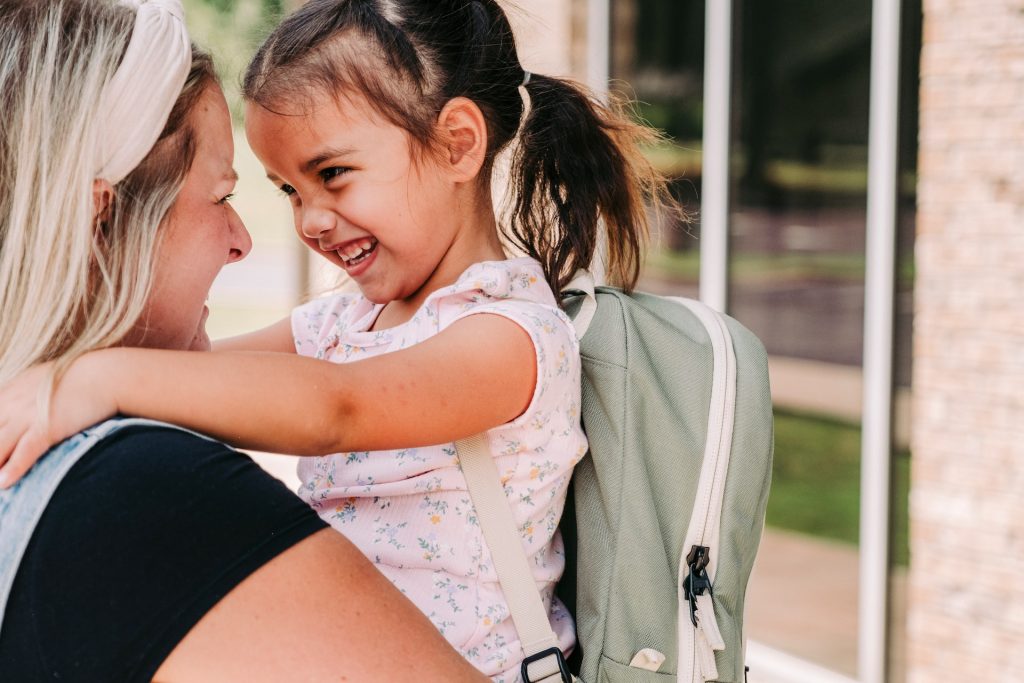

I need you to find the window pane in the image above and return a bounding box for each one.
[613,0,916,678]
[729,1,872,675]
[611,0,705,296]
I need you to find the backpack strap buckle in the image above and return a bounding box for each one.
[521,646,573,683]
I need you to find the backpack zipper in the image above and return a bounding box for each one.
[670,298,738,683]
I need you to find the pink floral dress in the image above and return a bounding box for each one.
[291,257,586,681]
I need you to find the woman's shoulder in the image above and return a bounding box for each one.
[0,419,234,616]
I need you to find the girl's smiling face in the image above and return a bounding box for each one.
[245,95,481,308]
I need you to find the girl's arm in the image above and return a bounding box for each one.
[212,315,296,353]
[0,314,536,486]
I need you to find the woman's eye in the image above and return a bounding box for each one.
[217,193,235,205]
[279,184,296,196]
[320,167,350,182]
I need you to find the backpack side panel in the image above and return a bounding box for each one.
[571,289,715,682]
[565,290,774,683]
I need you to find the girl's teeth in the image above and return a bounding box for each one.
[339,238,377,263]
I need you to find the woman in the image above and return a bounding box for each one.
[0,1,486,681]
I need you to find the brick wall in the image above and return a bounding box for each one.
[910,1,1024,679]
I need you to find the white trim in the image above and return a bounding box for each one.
[859,0,902,681]
[746,641,859,683]
[672,297,738,681]
[699,0,732,313]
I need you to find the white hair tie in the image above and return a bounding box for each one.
[95,0,192,185]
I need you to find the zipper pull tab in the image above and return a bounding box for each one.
[683,545,726,681]
[683,545,712,628]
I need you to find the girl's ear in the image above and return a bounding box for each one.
[92,179,114,224]
[437,97,488,183]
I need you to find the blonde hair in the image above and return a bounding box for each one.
[0,0,217,385]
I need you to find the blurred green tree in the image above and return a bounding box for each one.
[181,0,289,122]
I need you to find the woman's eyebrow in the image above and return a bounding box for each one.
[224,169,239,181]
[302,146,356,173]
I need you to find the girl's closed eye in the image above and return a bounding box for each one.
[217,193,235,205]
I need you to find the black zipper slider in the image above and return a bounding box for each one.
[682,544,713,628]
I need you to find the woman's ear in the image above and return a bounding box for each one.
[436,97,488,183]
[92,179,114,224]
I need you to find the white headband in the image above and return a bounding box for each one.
[95,0,192,185]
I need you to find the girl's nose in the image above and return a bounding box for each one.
[299,205,335,241]
[226,205,253,264]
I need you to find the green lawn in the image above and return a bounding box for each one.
[768,409,911,565]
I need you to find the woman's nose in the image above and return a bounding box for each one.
[226,205,253,264]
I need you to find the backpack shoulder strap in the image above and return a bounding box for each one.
[562,270,597,340]
[453,271,596,681]
[455,434,572,683]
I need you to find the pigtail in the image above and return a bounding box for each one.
[508,74,680,293]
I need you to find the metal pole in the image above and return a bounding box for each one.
[587,0,611,284]
[860,0,902,680]
[700,0,733,313]
[587,0,610,97]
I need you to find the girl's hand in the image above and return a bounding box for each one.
[0,356,116,488]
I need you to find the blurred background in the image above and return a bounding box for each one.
[181,1,1023,682]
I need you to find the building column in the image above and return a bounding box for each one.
[911,1,1024,680]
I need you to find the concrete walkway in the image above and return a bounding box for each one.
[746,527,907,682]
[746,528,860,678]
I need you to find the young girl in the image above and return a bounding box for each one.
[0,0,673,679]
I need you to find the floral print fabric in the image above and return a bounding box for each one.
[291,258,585,681]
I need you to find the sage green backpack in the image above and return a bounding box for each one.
[456,275,774,683]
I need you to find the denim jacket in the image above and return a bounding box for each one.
[0,418,205,629]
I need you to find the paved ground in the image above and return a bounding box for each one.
[746,528,907,682]
[747,528,861,678]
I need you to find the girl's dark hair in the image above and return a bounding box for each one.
[243,0,680,293]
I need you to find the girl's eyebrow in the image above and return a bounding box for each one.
[302,146,356,172]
